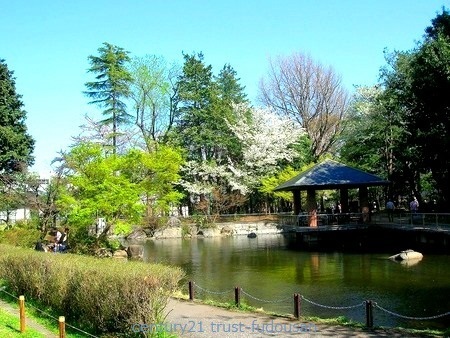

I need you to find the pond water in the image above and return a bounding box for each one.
[143,233,450,330]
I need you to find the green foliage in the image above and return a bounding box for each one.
[377,8,450,207]
[0,225,40,248]
[129,55,178,146]
[338,85,409,198]
[0,244,184,336]
[58,142,145,233]
[106,238,122,251]
[173,52,245,164]
[112,220,132,235]
[259,166,299,202]
[56,142,184,250]
[84,42,133,154]
[122,145,185,216]
[0,59,34,174]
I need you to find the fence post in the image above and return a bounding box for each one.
[59,316,66,338]
[294,293,301,319]
[365,300,373,328]
[19,295,25,333]
[234,286,241,307]
[188,281,194,301]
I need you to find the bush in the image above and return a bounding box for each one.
[0,226,40,249]
[0,245,184,336]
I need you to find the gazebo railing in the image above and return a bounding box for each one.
[278,211,450,230]
[278,212,365,227]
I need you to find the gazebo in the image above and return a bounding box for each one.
[274,159,390,226]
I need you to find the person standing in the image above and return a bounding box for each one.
[410,197,419,213]
[386,199,395,222]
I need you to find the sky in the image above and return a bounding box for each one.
[1,0,448,178]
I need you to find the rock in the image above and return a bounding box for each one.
[153,227,182,239]
[247,232,257,238]
[200,228,220,237]
[167,216,181,227]
[389,249,423,261]
[220,225,234,236]
[113,249,128,259]
[126,244,144,259]
[127,229,148,240]
[96,248,113,258]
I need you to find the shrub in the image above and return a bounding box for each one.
[0,227,40,249]
[0,245,184,336]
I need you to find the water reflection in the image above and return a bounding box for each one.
[143,234,450,329]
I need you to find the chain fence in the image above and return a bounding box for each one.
[0,287,99,338]
[193,281,233,295]
[187,280,450,327]
[241,288,292,303]
[374,302,450,321]
[301,295,365,310]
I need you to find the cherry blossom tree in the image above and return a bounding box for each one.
[178,104,304,200]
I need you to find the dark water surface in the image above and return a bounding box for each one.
[143,234,450,329]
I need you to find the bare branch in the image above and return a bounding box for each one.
[259,52,349,159]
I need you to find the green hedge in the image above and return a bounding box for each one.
[0,244,184,335]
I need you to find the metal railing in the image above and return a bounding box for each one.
[278,212,366,227]
[277,211,450,231]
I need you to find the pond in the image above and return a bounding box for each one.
[143,233,450,330]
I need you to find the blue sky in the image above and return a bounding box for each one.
[1,0,448,177]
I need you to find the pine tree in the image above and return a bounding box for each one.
[0,59,34,174]
[84,43,132,155]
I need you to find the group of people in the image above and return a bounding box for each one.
[35,227,69,253]
[385,197,420,222]
[53,227,69,252]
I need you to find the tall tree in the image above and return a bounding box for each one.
[173,52,221,162]
[216,64,247,105]
[128,55,180,149]
[0,59,34,174]
[173,53,249,213]
[381,8,450,207]
[338,86,412,199]
[259,52,349,160]
[84,43,132,155]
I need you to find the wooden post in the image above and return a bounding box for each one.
[306,189,317,227]
[188,281,194,301]
[359,187,370,223]
[293,190,301,216]
[234,286,240,307]
[340,188,349,214]
[365,300,373,328]
[59,316,66,338]
[294,293,301,319]
[19,295,25,333]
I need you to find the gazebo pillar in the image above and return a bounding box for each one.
[293,190,301,215]
[306,189,317,227]
[340,188,349,213]
[359,186,370,222]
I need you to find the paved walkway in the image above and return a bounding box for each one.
[165,298,438,338]
[1,297,440,337]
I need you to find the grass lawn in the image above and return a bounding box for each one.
[0,307,46,338]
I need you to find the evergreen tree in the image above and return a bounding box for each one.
[84,43,133,155]
[0,59,34,174]
[381,8,450,207]
[173,52,220,162]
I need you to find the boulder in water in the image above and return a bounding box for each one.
[389,249,423,261]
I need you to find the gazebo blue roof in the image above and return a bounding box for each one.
[275,159,390,191]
